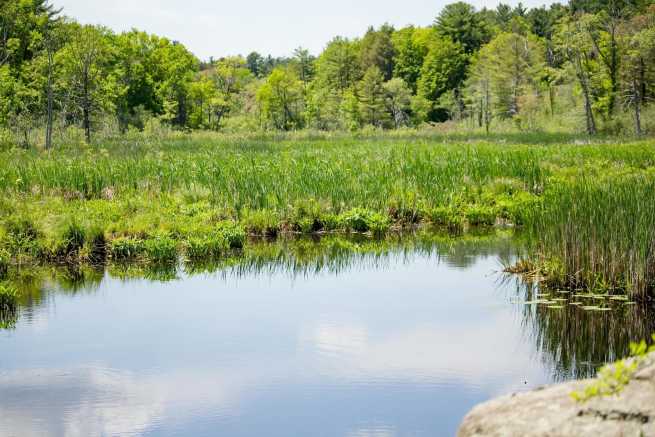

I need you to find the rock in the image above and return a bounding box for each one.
[458,353,655,437]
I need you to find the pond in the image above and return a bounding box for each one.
[1,233,653,437]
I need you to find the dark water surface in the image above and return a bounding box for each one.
[1,235,653,437]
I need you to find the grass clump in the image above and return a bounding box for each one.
[428,206,464,233]
[185,233,229,260]
[109,237,146,261]
[524,173,655,298]
[242,209,280,237]
[0,248,8,278]
[0,282,17,313]
[143,234,178,264]
[4,216,41,256]
[341,208,390,235]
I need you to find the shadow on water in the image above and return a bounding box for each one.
[524,288,655,380]
[2,229,654,382]
[499,274,655,380]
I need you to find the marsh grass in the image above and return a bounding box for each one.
[1,132,655,296]
[525,173,655,298]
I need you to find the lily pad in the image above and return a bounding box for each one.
[609,295,629,301]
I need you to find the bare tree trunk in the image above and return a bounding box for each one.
[581,82,596,135]
[634,79,642,136]
[484,82,491,135]
[45,46,54,150]
[82,66,92,144]
[574,54,596,135]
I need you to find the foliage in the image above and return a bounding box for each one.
[571,334,655,401]
[2,0,655,139]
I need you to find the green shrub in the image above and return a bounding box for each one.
[341,208,390,234]
[144,234,178,263]
[289,200,327,233]
[4,216,40,252]
[58,221,86,256]
[86,226,107,263]
[216,221,246,248]
[0,282,17,312]
[185,233,229,259]
[465,205,497,226]
[429,206,464,233]
[242,209,279,236]
[109,237,146,260]
[388,192,425,224]
[0,249,8,278]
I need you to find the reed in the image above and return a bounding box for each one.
[0,132,654,297]
[525,172,655,298]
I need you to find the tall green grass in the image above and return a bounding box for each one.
[525,172,655,298]
[0,132,654,297]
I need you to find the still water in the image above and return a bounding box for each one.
[1,235,653,437]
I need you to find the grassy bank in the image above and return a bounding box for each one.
[1,131,654,297]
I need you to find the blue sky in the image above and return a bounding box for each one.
[56,0,559,60]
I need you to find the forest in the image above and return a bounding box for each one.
[1,0,655,148]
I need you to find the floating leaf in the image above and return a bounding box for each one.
[609,296,629,301]
[524,299,553,305]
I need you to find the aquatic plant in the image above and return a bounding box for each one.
[524,173,655,298]
[0,248,8,278]
[0,282,17,312]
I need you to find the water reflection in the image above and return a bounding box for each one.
[518,282,655,380]
[0,231,653,437]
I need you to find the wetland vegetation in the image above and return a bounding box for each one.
[2,0,655,434]
[1,133,655,302]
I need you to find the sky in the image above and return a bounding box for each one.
[55,0,559,60]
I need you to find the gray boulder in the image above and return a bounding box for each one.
[458,353,655,437]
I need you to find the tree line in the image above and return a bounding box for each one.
[1,0,654,147]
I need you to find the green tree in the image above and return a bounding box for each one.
[257,66,304,130]
[391,26,433,93]
[435,2,491,54]
[291,47,315,88]
[359,24,396,80]
[154,39,197,127]
[56,24,117,143]
[0,0,60,70]
[555,14,601,134]
[465,19,545,131]
[383,77,412,128]
[315,37,361,94]
[358,66,389,127]
[620,8,655,134]
[417,37,467,121]
[246,51,264,77]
